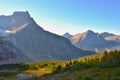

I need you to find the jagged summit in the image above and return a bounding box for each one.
[86,30,95,34]
[64,32,71,35]
[13,11,30,17]
[72,30,100,41]
[100,32,115,38]
[12,11,31,22]
[0,11,42,31]
[64,30,118,52]
[0,11,30,17]
[83,30,97,38]
[63,32,72,39]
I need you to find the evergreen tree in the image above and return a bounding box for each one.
[52,65,62,74]
[101,50,108,62]
[68,59,72,65]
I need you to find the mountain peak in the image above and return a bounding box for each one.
[0,11,34,30]
[63,32,72,39]
[101,32,115,35]
[82,30,96,38]
[100,32,115,38]
[12,11,31,21]
[86,30,95,34]
[12,11,31,18]
[0,11,94,63]
[63,32,71,36]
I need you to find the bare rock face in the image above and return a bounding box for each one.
[100,32,115,38]
[0,38,29,64]
[64,30,118,52]
[0,11,31,30]
[0,39,16,61]
[0,11,94,63]
[100,32,120,42]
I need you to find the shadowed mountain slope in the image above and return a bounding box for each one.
[0,11,94,63]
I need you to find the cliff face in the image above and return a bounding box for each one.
[0,39,16,61]
[0,11,94,63]
[0,11,32,30]
[0,38,30,64]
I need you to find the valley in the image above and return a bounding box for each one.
[0,50,120,80]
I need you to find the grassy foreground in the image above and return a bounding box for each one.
[0,50,120,80]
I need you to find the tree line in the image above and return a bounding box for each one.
[52,49,120,74]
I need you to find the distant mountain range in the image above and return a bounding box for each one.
[0,11,94,64]
[63,30,120,52]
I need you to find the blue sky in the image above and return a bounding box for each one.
[0,0,120,35]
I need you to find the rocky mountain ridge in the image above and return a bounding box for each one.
[63,30,119,52]
[0,11,94,64]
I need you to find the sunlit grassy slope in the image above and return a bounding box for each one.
[0,50,120,80]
